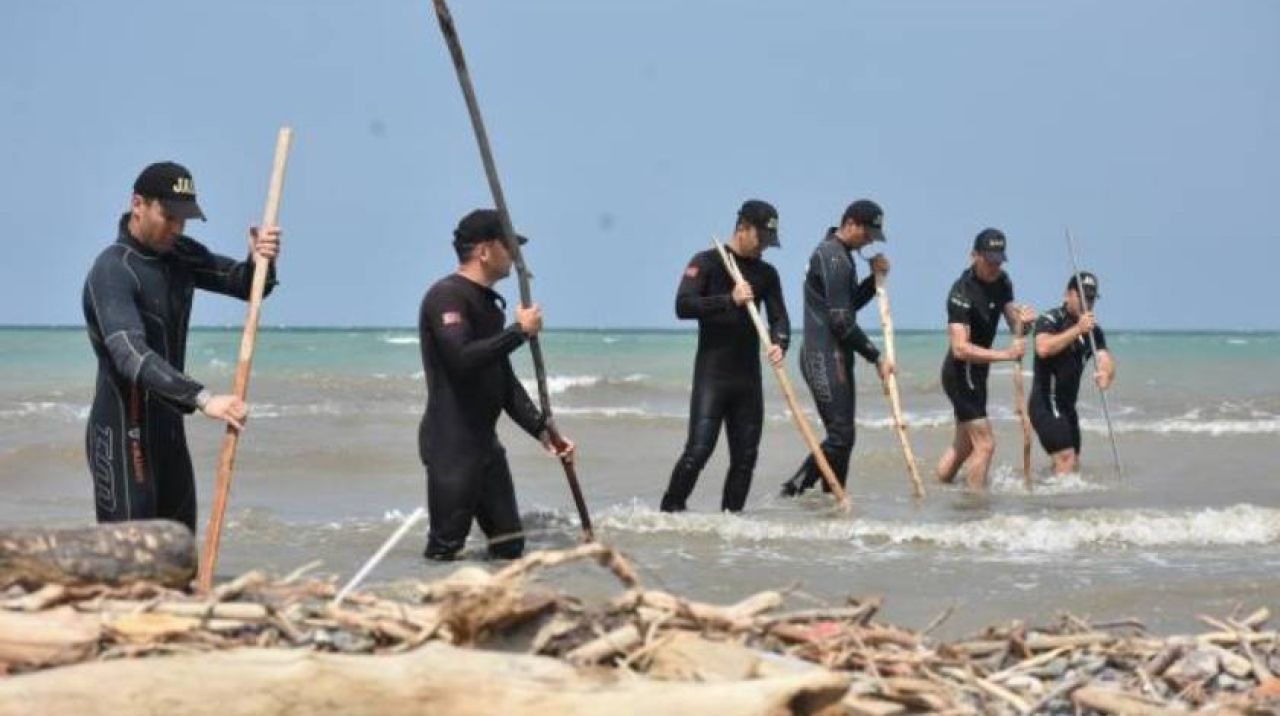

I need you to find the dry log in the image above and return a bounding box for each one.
[0,607,100,668]
[0,520,194,588]
[0,641,851,716]
[645,631,765,681]
[1071,685,1185,715]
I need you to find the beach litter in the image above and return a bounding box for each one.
[0,542,1277,715]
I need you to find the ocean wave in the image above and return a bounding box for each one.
[597,503,1280,553]
[1085,411,1280,436]
[986,467,1110,495]
[519,373,650,396]
[251,402,346,419]
[0,401,89,421]
[381,335,420,346]
[555,406,652,418]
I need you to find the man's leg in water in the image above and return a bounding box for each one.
[424,454,482,560]
[661,381,727,512]
[474,446,525,559]
[720,383,763,512]
[153,423,198,533]
[936,422,974,484]
[783,349,854,495]
[960,419,996,490]
[1050,448,1079,475]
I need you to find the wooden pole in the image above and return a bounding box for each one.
[1012,317,1033,488]
[198,127,293,592]
[871,272,925,499]
[1065,228,1123,480]
[711,238,850,512]
[432,0,593,539]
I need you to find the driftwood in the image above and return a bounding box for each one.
[0,520,194,588]
[0,542,1277,714]
[0,642,851,716]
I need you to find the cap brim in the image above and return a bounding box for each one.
[161,199,206,222]
[980,250,1007,264]
[760,227,780,248]
[868,226,886,243]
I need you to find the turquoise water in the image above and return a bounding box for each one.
[1,327,1277,634]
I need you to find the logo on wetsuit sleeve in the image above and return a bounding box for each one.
[441,311,463,326]
[949,294,971,310]
[684,265,699,278]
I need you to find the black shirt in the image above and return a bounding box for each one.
[944,267,1014,372]
[417,273,545,460]
[801,230,879,363]
[1032,305,1108,413]
[675,248,790,380]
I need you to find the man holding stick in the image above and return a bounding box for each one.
[935,228,1037,490]
[660,200,789,513]
[418,209,575,560]
[82,161,281,532]
[781,200,894,497]
[1029,272,1116,475]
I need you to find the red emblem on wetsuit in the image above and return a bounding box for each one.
[441,311,462,326]
[684,265,699,278]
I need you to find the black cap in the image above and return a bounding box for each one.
[737,199,780,248]
[972,228,1008,263]
[1067,271,1100,300]
[452,209,528,249]
[133,161,206,221]
[841,199,886,242]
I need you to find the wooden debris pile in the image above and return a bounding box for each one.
[1,542,1278,715]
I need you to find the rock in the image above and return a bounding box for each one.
[1163,648,1220,690]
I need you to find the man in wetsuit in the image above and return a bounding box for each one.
[660,200,790,513]
[418,209,575,560]
[1030,272,1116,475]
[83,161,281,532]
[936,228,1037,490]
[781,199,893,497]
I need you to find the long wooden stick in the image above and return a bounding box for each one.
[1065,228,1122,480]
[711,238,850,512]
[198,127,293,592]
[871,272,925,499]
[432,0,592,539]
[1011,317,1033,488]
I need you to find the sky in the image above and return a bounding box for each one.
[1,1,1277,330]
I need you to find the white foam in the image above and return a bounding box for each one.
[250,402,345,419]
[382,335,419,345]
[519,373,650,396]
[0,401,89,421]
[598,503,1280,553]
[1088,414,1280,436]
[987,466,1109,495]
[554,406,650,418]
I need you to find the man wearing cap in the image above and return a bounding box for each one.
[935,228,1037,490]
[82,161,282,532]
[418,209,575,559]
[1029,272,1116,475]
[781,200,893,497]
[660,200,790,513]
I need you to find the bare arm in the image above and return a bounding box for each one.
[948,323,1017,364]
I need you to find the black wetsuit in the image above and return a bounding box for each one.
[783,230,881,495]
[660,248,789,513]
[1029,305,1107,454]
[941,268,1014,421]
[82,215,274,532]
[418,273,545,559]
